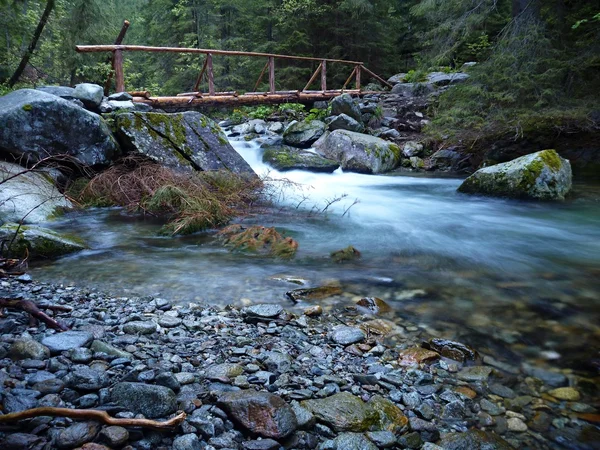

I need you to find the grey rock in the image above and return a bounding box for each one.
[108,92,133,101]
[328,114,364,133]
[77,393,98,408]
[522,364,567,387]
[242,439,280,450]
[158,315,182,328]
[73,83,104,108]
[206,363,244,381]
[402,141,423,158]
[330,326,366,345]
[330,94,362,123]
[8,338,50,360]
[267,121,284,133]
[57,422,99,449]
[33,378,64,395]
[155,372,181,391]
[64,366,109,391]
[333,432,378,450]
[0,89,119,166]
[90,340,132,359]
[282,120,327,147]
[173,433,202,450]
[41,331,93,354]
[387,73,407,85]
[69,347,93,363]
[0,161,73,225]
[426,71,469,86]
[107,100,135,111]
[114,112,255,176]
[123,321,157,335]
[36,86,76,98]
[458,150,572,200]
[291,401,315,429]
[244,304,283,318]
[391,82,434,98]
[366,431,397,448]
[99,426,129,447]
[3,393,38,413]
[438,429,513,450]
[262,145,339,173]
[0,433,44,450]
[217,390,298,439]
[263,351,293,373]
[111,382,177,418]
[429,148,466,172]
[317,130,401,174]
[457,366,492,382]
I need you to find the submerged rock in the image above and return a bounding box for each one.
[438,429,513,449]
[0,89,119,166]
[282,120,327,147]
[218,225,298,259]
[113,112,255,176]
[330,246,361,263]
[316,130,401,174]
[262,145,339,172]
[0,161,73,224]
[286,285,343,302]
[458,149,572,200]
[0,223,86,259]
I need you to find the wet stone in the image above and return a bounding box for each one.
[173,433,202,450]
[206,363,244,381]
[489,383,516,399]
[366,430,397,448]
[158,316,182,328]
[333,432,378,450]
[111,382,177,418]
[57,422,99,449]
[439,429,513,450]
[522,364,567,387]
[42,331,94,354]
[99,426,129,447]
[457,366,492,382]
[69,347,93,363]
[242,439,281,450]
[123,321,157,335]
[155,372,180,392]
[507,417,528,432]
[33,377,65,394]
[548,387,581,401]
[90,340,132,359]
[244,304,283,319]
[398,431,422,449]
[9,339,50,360]
[77,393,99,408]
[0,433,44,450]
[529,411,552,432]
[480,398,504,416]
[330,326,366,345]
[3,393,38,413]
[64,366,109,391]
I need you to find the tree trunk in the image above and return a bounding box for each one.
[8,0,55,87]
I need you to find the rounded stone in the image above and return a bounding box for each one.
[330,326,366,345]
[244,304,283,319]
[57,422,99,449]
[9,339,50,360]
[99,426,129,447]
[548,387,581,401]
[123,321,157,335]
[110,382,177,418]
[173,433,202,450]
[41,331,94,354]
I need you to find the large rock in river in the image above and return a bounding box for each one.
[282,120,326,147]
[0,161,72,224]
[458,149,572,200]
[0,223,86,259]
[316,129,401,174]
[113,112,255,176]
[0,89,119,166]
[330,94,363,123]
[262,145,339,173]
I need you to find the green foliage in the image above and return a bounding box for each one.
[404,69,428,83]
[248,105,275,120]
[306,106,330,121]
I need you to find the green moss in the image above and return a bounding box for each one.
[539,149,562,171]
[22,104,33,111]
[389,143,401,162]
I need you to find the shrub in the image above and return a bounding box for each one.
[73,156,264,235]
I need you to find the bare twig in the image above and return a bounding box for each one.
[0,407,186,430]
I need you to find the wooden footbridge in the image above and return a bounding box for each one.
[76,21,391,109]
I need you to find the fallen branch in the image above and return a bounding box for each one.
[0,298,69,331]
[0,407,187,430]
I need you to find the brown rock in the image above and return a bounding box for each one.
[356,297,392,315]
[304,305,323,317]
[398,347,440,366]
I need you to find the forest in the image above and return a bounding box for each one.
[1,0,599,142]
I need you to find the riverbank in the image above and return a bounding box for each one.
[0,275,598,449]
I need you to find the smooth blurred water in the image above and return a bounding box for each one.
[32,138,600,372]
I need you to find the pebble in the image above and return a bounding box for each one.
[99,426,129,447]
[244,304,283,318]
[9,339,50,360]
[56,422,99,449]
[41,331,93,354]
[548,387,581,401]
[111,382,177,418]
[329,326,366,345]
[123,321,157,335]
[507,417,528,432]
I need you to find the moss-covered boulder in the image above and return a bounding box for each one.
[113,112,255,176]
[317,130,401,174]
[0,223,86,259]
[0,89,119,166]
[262,145,339,173]
[458,149,572,200]
[1,162,73,225]
[282,120,327,147]
[301,392,407,433]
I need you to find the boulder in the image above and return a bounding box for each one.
[330,94,362,123]
[429,148,466,172]
[317,130,401,174]
[36,86,76,99]
[391,82,434,98]
[73,83,104,108]
[328,113,364,133]
[217,390,298,439]
[0,161,73,224]
[262,145,339,173]
[113,112,255,176]
[108,92,133,101]
[282,120,326,147]
[426,71,469,86]
[402,141,423,158]
[0,223,86,259]
[0,89,119,166]
[458,149,572,200]
[387,73,407,85]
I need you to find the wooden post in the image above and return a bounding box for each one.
[268,56,275,94]
[321,60,327,92]
[207,53,215,96]
[193,57,208,92]
[114,49,125,93]
[103,20,130,95]
[356,65,361,91]
[303,63,323,92]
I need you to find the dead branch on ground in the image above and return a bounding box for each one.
[0,297,69,331]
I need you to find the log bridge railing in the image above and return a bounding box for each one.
[76,21,392,108]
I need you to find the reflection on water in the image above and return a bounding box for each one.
[32,139,600,375]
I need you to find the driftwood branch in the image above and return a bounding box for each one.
[0,407,186,430]
[0,298,69,331]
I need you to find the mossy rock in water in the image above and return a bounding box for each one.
[282,119,327,147]
[330,245,361,263]
[285,285,343,302]
[0,223,86,259]
[458,149,572,200]
[262,145,339,173]
[218,224,298,259]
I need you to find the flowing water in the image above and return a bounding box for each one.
[32,138,600,374]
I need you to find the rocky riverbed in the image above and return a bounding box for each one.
[0,275,598,449]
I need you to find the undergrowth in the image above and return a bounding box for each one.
[71,156,264,235]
